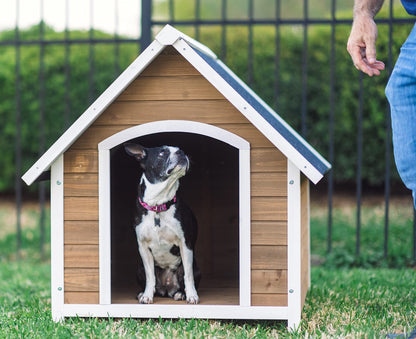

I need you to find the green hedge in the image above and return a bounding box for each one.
[0,26,138,192]
[0,21,413,192]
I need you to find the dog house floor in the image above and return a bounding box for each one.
[112,280,239,305]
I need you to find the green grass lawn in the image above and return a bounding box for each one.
[0,199,415,337]
[310,197,415,268]
[1,261,415,338]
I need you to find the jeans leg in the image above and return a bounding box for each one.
[385,23,416,209]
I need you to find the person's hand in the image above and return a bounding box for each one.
[347,15,385,76]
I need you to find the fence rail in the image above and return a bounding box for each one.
[5,0,416,263]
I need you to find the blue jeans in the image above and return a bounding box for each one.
[385,22,416,209]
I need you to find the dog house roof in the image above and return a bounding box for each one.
[22,25,330,186]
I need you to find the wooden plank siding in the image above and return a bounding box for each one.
[64,147,100,303]
[63,49,288,306]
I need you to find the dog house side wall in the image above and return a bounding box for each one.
[62,49,288,306]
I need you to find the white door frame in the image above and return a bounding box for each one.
[97,120,251,307]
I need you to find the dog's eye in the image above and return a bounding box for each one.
[159,151,166,157]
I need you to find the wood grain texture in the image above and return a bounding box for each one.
[70,125,129,150]
[251,148,286,172]
[140,54,201,76]
[215,124,275,148]
[64,221,99,245]
[64,197,98,221]
[112,286,239,305]
[251,245,287,270]
[251,172,287,197]
[251,197,287,221]
[64,150,98,173]
[65,292,99,304]
[251,221,287,246]
[117,76,225,101]
[64,173,98,197]
[251,294,287,307]
[64,268,99,291]
[251,270,287,294]
[64,245,99,268]
[94,100,246,126]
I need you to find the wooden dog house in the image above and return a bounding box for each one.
[22,25,330,328]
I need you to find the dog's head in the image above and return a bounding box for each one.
[124,143,190,184]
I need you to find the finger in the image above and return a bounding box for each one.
[372,60,385,70]
[364,37,377,64]
[364,62,384,76]
[368,67,380,76]
[362,57,385,73]
[349,45,367,70]
[357,60,378,77]
[355,56,373,75]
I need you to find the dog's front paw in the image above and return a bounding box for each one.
[137,292,153,304]
[186,293,199,304]
[173,292,186,301]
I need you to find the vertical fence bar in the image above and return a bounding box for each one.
[301,0,308,137]
[114,0,120,77]
[195,0,200,40]
[327,0,336,254]
[247,0,253,87]
[14,0,22,260]
[356,73,364,256]
[88,0,95,105]
[64,0,71,128]
[39,0,46,260]
[221,0,227,61]
[384,0,394,259]
[169,0,174,24]
[141,0,152,52]
[274,0,281,111]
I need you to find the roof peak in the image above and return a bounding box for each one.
[155,24,217,60]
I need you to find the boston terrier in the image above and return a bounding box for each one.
[124,143,200,304]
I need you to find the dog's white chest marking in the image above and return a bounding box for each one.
[136,206,183,269]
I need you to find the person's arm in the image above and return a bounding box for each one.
[347,0,386,76]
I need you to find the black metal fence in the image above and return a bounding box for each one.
[5,0,416,262]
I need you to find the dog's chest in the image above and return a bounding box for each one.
[136,207,184,269]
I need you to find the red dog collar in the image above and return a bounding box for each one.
[139,196,177,213]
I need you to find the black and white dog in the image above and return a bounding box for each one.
[124,143,200,304]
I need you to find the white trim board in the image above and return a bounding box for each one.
[98,120,251,307]
[287,160,302,330]
[62,304,288,320]
[50,155,65,322]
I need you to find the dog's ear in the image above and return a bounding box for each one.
[124,143,147,162]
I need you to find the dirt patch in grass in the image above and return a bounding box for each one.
[310,189,414,219]
[0,198,50,239]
